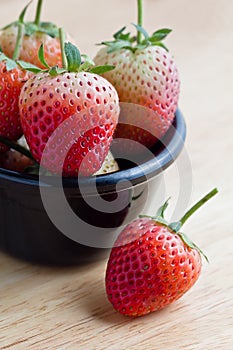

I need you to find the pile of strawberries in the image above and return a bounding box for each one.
[0,0,217,317]
[0,0,180,176]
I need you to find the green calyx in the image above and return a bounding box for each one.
[99,0,171,53]
[139,188,218,262]
[24,21,59,38]
[0,51,18,71]
[2,0,59,39]
[100,25,172,54]
[18,28,115,77]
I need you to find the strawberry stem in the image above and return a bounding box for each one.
[169,188,218,233]
[137,0,143,44]
[59,28,68,70]
[34,0,43,26]
[0,136,35,161]
[179,188,218,226]
[12,23,25,61]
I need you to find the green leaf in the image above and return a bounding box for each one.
[106,40,132,53]
[1,21,17,31]
[151,28,172,41]
[79,61,94,72]
[6,59,17,71]
[48,66,66,76]
[64,42,81,71]
[90,65,115,75]
[24,22,38,36]
[150,41,169,51]
[1,2,31,30]
[100,41,113,47]
[19,20,59,38]
[139,214,168,227]
[119,32,131,41]
[39,22,59,38]
[0,52,8,62]
[113,26,126,39]
[178,232,209,263]
[0,52,17,71]
[169,221,182,233]
[132,24,149,40]
[135,42,149,51]
[38,44,50,69]
[19,1,32,23]
[155,197,170,219]
[81,54,95,66]
[98,25,173,54]
[17,60,42,73]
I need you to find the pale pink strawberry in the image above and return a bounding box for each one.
[94,1,180,149]
[94,46,179,129]
[0,25,64,69]
[0,0,73,69]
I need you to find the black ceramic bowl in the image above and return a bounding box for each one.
[0,109,186,265]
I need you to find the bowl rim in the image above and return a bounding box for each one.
[0,109,186,194]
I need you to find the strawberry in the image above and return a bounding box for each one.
[0,0,69,69]
[0,24,33,153]
[19,30,120,177]
[94,0,180,149]
[0,135,36,172]
[106,188,218,317]
[0,148,34,173]
[94,151,119,175]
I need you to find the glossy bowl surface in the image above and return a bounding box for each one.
[0,109,186,265]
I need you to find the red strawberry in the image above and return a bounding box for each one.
[0,25,33,153]
[0,0,69,69]
[94,0,180,149]
[19,34,119,177]
[0,148,34,173]
[0,135,36,172]
[106,189,218,317]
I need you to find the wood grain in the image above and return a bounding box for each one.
[0,0,233,349]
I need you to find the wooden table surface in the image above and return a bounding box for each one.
[0,0,232,349]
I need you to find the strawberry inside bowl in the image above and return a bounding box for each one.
[0,109,186,265]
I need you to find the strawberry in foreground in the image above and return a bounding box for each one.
[106,188,218,317]
[94,0,180,149]
[0,0,69,69]
[0,23,33,153]
[19,29,120,177]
